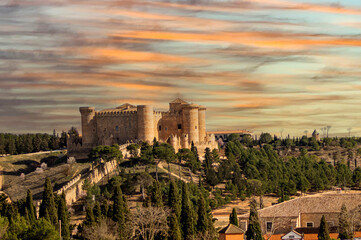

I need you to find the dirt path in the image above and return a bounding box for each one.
[158,162,190,183]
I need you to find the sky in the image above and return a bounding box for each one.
[1,0,361,137]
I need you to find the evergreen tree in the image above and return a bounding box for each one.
[83,206,95,226]
[169,212,181,240]
[112,185,125,226]
[101,200,108,218]
[150,180,163,207]
[318,215,330,240]
[338,204,353,240]
[7,137,16,155]
[93,201,101,223]
[25,189,36,224]
[180,182,195,239]
[245,199,263,240]
[168,180,181,219]
[39,178,58,225]
[58,192,70,240]
[196,193,208,233]
[229,208,239,226]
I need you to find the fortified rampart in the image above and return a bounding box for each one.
[68,98,217,159]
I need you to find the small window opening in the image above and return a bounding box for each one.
[159,125,162,131]
[178,124,182,129]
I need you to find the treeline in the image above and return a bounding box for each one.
[0,131,67,155]
[234,133,361,150]
[205,139,361,203]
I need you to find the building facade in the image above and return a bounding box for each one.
[68,98,217,159]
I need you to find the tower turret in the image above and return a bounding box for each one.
[137,105,154,143]
[198,105,206,143]
[182,104,199,145]
[79,107,96,147]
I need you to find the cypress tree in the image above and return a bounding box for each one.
[338,204,352,240]
[25,189,36,224]
[101,200,108,218]
[58,192,70,240]
[39,178,58,225]
[196,193,208,233]
[229,208,239,226]
[180,182,195,239]
[150,180,163,207]
[245,199,263,240]
[112,185,125,225]
[83,206,95,226]
[169,212,181,240]
[318,215,330,240]
[168,180,181,219]
[93,201,101,223]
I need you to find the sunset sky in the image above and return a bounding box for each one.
[1,0,361,137]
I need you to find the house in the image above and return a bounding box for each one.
[238,192,361,234]
[219,224,244,240]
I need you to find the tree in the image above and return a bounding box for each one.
[39,178,58,225]
[153,143,176,180]
[132,206,170,240]
[150,180,163,207]
[181,182,195,239]
[245,199,263,240]
[58,192,70,240]
[82,218,119,240]
[84,206,95,226]
[259,133,272,144]
[338,204,353,240]
[169,212,181,240]
[318,215,330,240]
[126,143,140,159]
[137,172,153,200]
[229,208,239,226]
[89,145,123,164]
[25,189,36,224]
[24,218,60,240]
[93,201,102,223]
[196,193,209,233]
[0,216,8,239]
[168,180,181,219]
[112,185,126,226]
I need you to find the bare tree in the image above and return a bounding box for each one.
[132,206,170,240]
[137,172,153,200]
[263,217,289,240]
[326,125,332,138]
[195,231,218,240]
[348,128,352,138]
[82,218,119,240]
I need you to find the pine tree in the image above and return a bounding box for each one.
[245,199,263,240]
[168,180,181,219]
[338,204,353,240]
[7,137,16,155]
[196,193,208,233]
[169,212,182,240]
[58,192,70,240]
[318,215,330,240]
[229,208,239,226]
[150,180,163,207]
[25,189,36,224]
[93,201,101,223]
[112,185,125,225]
[83,206,95,226]
[39,178,58,225]
[180,182,195,239]
[101,200,108,218]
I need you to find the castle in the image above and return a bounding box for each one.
[68,98,217,159]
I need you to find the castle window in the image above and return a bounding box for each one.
[306,222,314,228]
[266,222,272,232]
[115,126,119,131]
[93,128,95,132]
[195,126,197,129]
[178,124,182,129]
[159,125,162,131]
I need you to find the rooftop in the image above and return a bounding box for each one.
[219,224,244,234]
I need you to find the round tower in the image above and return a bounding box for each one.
[198,105,206,143]
[137,105,154,143]
[182,104,199,145]
[79,107,96,147]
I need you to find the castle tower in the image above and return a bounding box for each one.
[182,104,199,145]
[137,105,154,143]
[79,107,96,147]
[198,105,206,143]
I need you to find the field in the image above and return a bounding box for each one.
[0,151,92,201]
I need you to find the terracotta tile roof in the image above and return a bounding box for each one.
[264,231,361,240]
[239,193,361,219]
[219,224,245,234]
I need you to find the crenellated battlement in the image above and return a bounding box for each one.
[95,110,137,117]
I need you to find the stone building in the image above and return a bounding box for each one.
[68,98,217,159]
